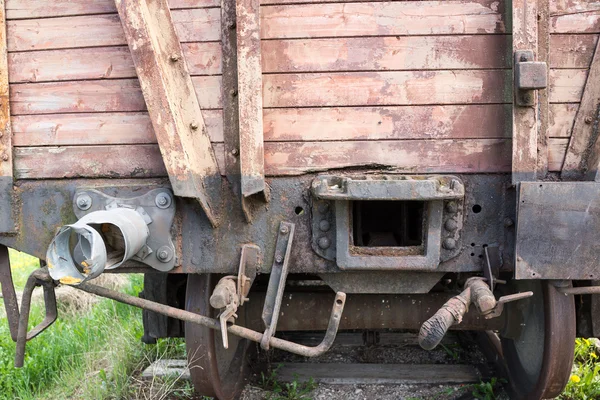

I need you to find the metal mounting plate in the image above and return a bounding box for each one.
[516,182,600,279]
[73,188,177,272]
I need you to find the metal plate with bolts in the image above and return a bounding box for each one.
[73,188,177,272]
[516,182,600,279]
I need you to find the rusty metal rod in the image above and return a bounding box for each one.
[76,281,346,357]
[0,245,20,341]
[557,286,600,295]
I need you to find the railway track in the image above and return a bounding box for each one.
[144,331,511,399]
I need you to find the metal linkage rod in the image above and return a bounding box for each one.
[76,280,346,358]
[557,286,600,295]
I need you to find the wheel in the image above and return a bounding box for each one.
[500,280,575,400]
[185,274,251,400]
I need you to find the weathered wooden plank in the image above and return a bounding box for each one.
[549,103,578,137]
[549,69,587,103]
[115,0,222,226]
[538,0,551,176]
[262,1,506,39]
[9,76,222,115]
[263,139,512,175]
[549,137,569,171]
[550,1,600,15]
[276,363,480,385]
[512,0,538,184]
[0,0,15,233]
[551,11,600,34]
[237,0,265,197]
[6,9,221,52]
[561,38,600,179]
[262,35,510,73]
[263,105,511,141]
[263,71,511,108]
[550,34,598,69]
[11,111,224,146]
[8,42,222,83]
[5,0,220,20]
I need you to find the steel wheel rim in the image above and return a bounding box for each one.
[500,280,575,400]
[185,274,250,400]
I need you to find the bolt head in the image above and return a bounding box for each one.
[586,116,594,124]
[156,246,173,263]
[170,54,180,62]
[504,217,514,227]
[155,193,171,209]
[280,225,289,235]
[1,153,8,161]
[275,254,283,263]
[231,148,239,156]
[442,238,456,250]
[318,237,331,250]
[158,250,168,260]
[190,121,199,130]
[76,194,92,210]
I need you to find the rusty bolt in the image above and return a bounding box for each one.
[442,238,456,250]
[280,225,289,235]
[76,194,92,211]
[1,153,8,162]
[444,219,458,232]
[190,121,199,130]
[230,89,238,97]
[585,116,594,124]
[231,148,239,156]
[275,254,284,263]
[504,217,514,227]
[169,54,180,62]
[319,220,331,232]
[445,201,458,214]
[318,237,331,250]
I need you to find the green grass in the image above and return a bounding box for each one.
[559,338,600,400]
[0,250,189,400]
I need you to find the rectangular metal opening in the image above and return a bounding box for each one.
[351,200,426,250]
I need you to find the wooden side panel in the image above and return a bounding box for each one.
[0,0,10,178]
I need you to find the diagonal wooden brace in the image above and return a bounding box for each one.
[115,0,222,226]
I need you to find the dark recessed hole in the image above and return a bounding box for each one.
[471,243,476,247]
[295,206,304,215]
[478,255,483,259]
[352,200,425,247]
[470,253,475,256]
[482,244,488,248]
[472,204,482,213]
[336,299,343,305]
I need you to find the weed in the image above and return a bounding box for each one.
[472,377,502,400]
[260,364,317,400]
[560,338,600,399]
[439,343,461,361]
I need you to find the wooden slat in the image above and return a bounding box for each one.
[263,71,511,108]
[549,137,569,171]
[549,69,587,103]
[262,1,506,39]
[237,0,266,197]
[263,105,511,141]
[9,76,222,115]
[5,0,220,20]
[538,0,550,176]
[0,0,10,178]
[549,103,578,137]
[262,36,510,73]
[550,1,600,15]
[11,111,224,146]
[512,0,538,184]
[8,42,222,83]
[550,34,598,69]
[6,9,221,52]
[561,38,600,179]
[551,12,600,34]
[115,0,222,226]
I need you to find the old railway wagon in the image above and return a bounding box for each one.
[3,0,600,398]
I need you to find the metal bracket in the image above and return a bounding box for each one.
[72,188,177,272]
[261,221,295,350]
[0,244,19,341]
[237,244,260,305]
[515,50,547,107]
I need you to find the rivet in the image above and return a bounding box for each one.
[170,54,180,62]
[585,116,594,124]
[444,219,458,232]
[280,225,289,235]
[231,148,239,156]
[445,201,458,213]
[504,217,514,227]
[1,153,8,162]
[318,237,331,250]
[230,89,238,97]
[319,220,331,232]
[275,254,283,263]
[190,121,199,130]
[442,238,456,250]
[318,203,330,214]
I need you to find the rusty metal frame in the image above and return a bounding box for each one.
[0,244,19,340]
[114,0,222,227]
[0,0,14,234]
